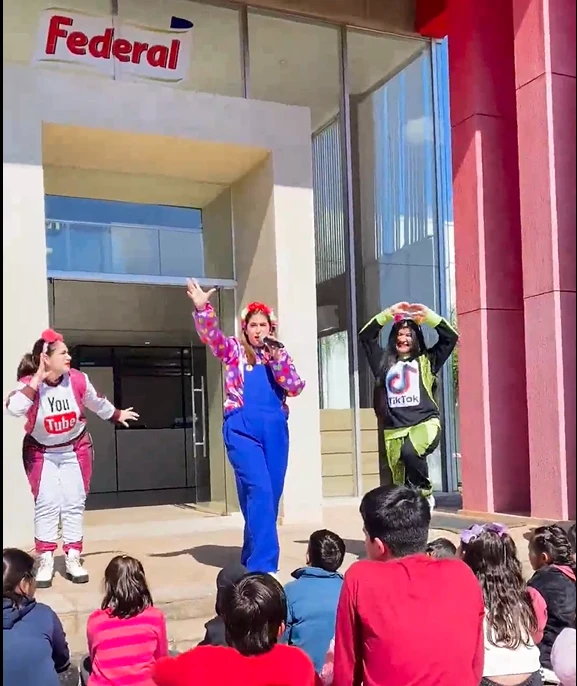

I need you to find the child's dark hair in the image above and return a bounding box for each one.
[222,573,286,656]
[101,555,153,619]
[426,537,457,559]
[308,529,346,572]
[463,530,538,649]
[3,548,36,608]
[531,525,576,576]
[567,522,576,554]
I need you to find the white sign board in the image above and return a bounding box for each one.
[33,9,193,82]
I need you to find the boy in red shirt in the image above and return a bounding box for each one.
[153,573,320,686]
[333,485,485,686]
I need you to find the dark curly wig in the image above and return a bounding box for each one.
[463,529,538,649]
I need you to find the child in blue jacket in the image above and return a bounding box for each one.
[3,548,71,686]
[283,529,345,673]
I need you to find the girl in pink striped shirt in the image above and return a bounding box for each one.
[84,555,168,686]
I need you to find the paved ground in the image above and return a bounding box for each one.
[40,502,538,618]
[33,502,546,657]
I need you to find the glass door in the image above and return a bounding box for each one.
[189,286,239,515]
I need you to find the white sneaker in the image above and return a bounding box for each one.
[65,550,89,584]
[427,495,436,513]
[35,552,55,589]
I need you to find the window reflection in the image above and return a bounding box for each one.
[45,196,204,278]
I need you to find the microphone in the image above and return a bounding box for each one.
[263,336,285,350]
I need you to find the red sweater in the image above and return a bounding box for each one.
[333,555,485,686]
[152,644,321,686]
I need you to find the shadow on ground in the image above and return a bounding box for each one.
[150,545,243,569]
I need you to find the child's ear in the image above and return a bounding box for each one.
[277,621,286,637]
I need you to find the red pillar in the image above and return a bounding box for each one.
[448,0,531,514]
[513,0,576,520]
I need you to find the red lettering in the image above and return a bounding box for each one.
[45,15,72,55]
[88,28,114,58]
[112,38,132,62]
[42,14,184,71]
[44,412,77,435]
[66,30,88,56]
[168,39,180,70]
[131,41,148,64]
[147,44,168,68]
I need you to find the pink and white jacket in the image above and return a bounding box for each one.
[193,303,305,415]
[5,368,120,449]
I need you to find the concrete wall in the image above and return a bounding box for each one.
[3,69,48,549]
[320,409,380,497]
[3,63,322,546]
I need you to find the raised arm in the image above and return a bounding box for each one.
[418,307,459,375]
[187,279,239,365]
[5,381,37,417]
[358,302,410,378]
[5,358,48,417]
[269,348,305,397]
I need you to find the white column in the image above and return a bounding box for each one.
[272,141,323,526]
[3,66,49,548]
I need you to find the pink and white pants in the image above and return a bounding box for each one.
[23,432,93,554]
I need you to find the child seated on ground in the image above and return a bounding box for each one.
[83,555,168,686]
[198,563,247,647]
[426,537,457,559]
[549,522,576,686]
[282,529,345,673]
[528,525,576,683]
[460,523,547,686]
[3,548,74,686]
[152,573,320,686]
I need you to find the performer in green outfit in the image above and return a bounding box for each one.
[359,302,458,510]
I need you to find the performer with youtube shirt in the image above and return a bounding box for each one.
[187,279,305,576]
[5,329,138,588]
[359,302,458,511]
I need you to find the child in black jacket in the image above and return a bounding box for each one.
[528,525,576,672]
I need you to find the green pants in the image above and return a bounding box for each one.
[384,418,441,497]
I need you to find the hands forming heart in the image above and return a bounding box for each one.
[390,302,428,323]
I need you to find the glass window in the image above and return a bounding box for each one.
[117,0,243,97]
[45,196,204,278]
[247,12,341,133]
[116,347,185,430]
[348,34,448,491]
[246,12,355,497]
[313,120,351,412]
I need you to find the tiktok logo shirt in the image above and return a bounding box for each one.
[385,360,421,408]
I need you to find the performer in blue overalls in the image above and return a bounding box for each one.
[187,280,306,574]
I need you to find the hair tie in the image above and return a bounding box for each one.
[460,522,508,545]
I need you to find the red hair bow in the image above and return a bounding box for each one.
[41,329,63,344]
